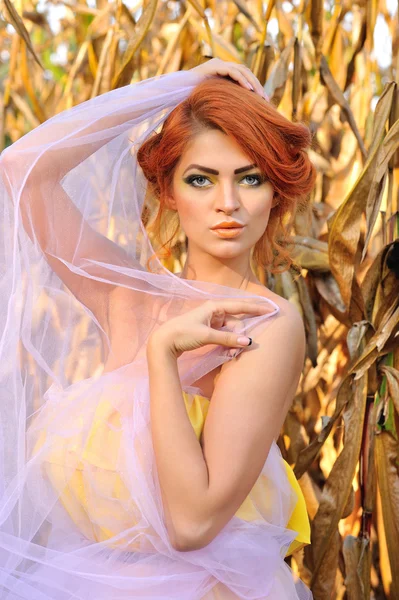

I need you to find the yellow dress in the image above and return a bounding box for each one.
[33,387,311,558]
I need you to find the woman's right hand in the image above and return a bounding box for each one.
[191,58,268,100]
[147,298,273,359]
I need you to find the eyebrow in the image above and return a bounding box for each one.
[182,163,257,176]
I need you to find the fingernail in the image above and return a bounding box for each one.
[237,336,252,346]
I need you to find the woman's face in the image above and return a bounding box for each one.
[167,129,275,262]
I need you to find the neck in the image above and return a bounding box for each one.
[178,246,258,290]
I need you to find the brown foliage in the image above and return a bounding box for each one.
[1,1,398,598]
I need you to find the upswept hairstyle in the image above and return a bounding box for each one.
[137,75,316,274]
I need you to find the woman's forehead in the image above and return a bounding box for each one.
[176,130,254,172]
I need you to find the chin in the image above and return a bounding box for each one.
[209,245,250,260]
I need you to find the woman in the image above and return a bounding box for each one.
[0,58,316,599]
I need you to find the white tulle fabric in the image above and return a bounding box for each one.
[0,70,312,599]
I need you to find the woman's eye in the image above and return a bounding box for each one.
[184,174,266,188]
[185,175,211,188]
[242,174,263,186]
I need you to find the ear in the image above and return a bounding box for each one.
[271,193,279,208]
[164,193,177,211]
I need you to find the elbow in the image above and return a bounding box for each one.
[172,533,205,553]
[0,150,12,178]
[171,537,195,552]
[172,535,206,553]
[169,518,212,553]
[0,152,16,200]
[0,147,11,164]
[0,148,17,174]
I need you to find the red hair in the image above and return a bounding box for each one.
[137,75,316,274]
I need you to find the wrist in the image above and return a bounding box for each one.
[147,330,178,360]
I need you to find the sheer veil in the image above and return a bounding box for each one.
[0,69,312,599]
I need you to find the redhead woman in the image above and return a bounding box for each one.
[0,58,316,599]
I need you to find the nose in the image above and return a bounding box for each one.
[215,180,241,214]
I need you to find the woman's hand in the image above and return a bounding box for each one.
[191,58,268,100]
[147,299,273,359]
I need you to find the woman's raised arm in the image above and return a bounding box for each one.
[0,70,204,331]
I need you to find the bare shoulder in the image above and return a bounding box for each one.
[246,281,305,332]
[216,282,307,406]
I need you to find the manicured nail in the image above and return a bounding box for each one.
[237,336,252,346]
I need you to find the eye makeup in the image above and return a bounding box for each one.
[183,173,267,188]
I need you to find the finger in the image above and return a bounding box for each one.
[233,64,266,98]
[210,64,255,91]
[219,68,254,92]
[209,309,227,329]
[206,328,253,349]
[200,59,266,96]
[207,299,273,317]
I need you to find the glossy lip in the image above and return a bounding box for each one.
[212,227,245,239]
[211,220,244,229]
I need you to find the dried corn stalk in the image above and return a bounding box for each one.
[1,1,398,598]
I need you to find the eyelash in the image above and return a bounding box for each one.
[184,174,266,188]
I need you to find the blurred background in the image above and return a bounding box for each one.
[1,1,399,598]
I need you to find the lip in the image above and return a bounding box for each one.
[211,221,244,229]
[212,226,245,239]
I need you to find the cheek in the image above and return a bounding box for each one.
[246,186,274,222]
[174,194,203,232]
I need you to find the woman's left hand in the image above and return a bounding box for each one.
[147,299,273,359]
[191,58,268,99]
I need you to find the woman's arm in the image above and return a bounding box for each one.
[147,342,210,550]
[0,70,203,330]
[147,300,306,552]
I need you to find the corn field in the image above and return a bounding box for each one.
[1,0,399,598]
